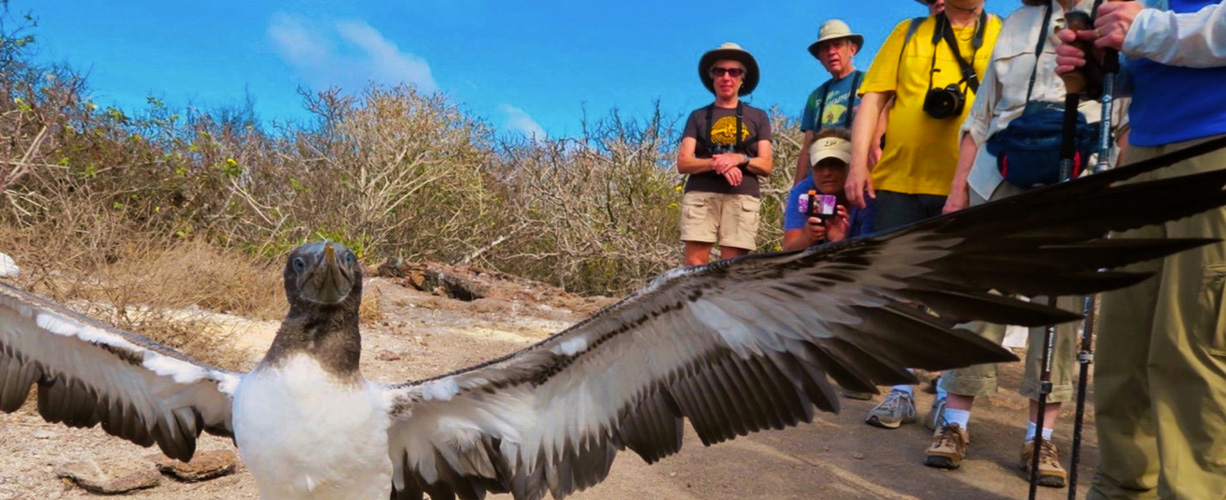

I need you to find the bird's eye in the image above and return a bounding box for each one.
[292,257,306,272]
[345,253,357,266]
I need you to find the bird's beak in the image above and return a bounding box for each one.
[304,242,353,304]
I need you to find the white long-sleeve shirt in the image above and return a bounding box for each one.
[1125,0,1226,67]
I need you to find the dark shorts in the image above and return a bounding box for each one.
[873,190,947,231]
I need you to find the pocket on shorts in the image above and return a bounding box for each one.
[738,196,761,234]
[681,194,707,221]
[1198,264,1226,357]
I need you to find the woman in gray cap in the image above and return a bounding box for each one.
[675,42,773,266]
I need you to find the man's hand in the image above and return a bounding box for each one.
[845,159,874,209]
[712,153,745,186]
[868,142,884,170]
[1055,29,1093,75]
[804,217,828,244]
[1092,1,1144,51]
[1055,2,1144,74]
[824,205,851,243]
[943,184,970,214]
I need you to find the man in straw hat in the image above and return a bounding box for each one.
[676,42,773,266]
[795,20,867,185]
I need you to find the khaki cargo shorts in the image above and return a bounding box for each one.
[679,191,761,251]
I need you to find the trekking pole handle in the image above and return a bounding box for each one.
[1060,11,1095,96]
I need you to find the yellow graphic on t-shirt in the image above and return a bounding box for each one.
[710,116,750,145]
[823,103,848,126]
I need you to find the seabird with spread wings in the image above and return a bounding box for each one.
[3,137,1226,500]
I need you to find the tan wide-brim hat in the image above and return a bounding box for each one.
[809,136,852,167]
[699,42,760,97]
[807,20,865,59]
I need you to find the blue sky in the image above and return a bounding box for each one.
[11,0,1016,139]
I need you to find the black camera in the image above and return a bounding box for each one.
[923,84,966,119]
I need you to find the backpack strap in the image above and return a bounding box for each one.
[700,102,746,154]
[815,80,831,130]
[846,70,863,128]
[897,17,926,69]
[700,104,716,150]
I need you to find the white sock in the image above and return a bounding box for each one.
[936,385,948,401]
[891,385,914,395]
[944,408,971,428]
[1024,422,1055,441]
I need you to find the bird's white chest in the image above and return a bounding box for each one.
[233,355,391,500]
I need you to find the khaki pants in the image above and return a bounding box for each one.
[1088,136,1226,500]
[940,181,1080,401]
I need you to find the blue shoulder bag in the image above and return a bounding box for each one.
[984,5,1099,188]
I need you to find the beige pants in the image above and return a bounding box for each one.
[679,191,761,251]
[939,180,1080,402]
[1088,136,1226,500]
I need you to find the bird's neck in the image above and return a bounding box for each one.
[264,306,363,380]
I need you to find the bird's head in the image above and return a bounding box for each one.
[283,241,363,308]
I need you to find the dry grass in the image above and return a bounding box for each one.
[0,226,282,370]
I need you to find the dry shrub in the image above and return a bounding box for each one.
[0,9,805,304]
[1,224,280,370]
[475,108,682,295]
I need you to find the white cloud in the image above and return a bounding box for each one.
[268,14,437,92]
[498,104,546,140]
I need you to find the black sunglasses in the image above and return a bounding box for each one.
[709,67,744,78]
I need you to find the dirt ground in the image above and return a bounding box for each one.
[0,269,1099,500]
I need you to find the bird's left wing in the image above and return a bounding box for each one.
[380,136,1226,500]
[0,282,240,461]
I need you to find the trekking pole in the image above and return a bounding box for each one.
[1068,1,1125,497]
[1028,10,1095,500]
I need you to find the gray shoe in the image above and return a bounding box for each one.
[926,396,948,431]
[865,390,918,429]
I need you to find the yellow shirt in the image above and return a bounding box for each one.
[860,15,1002,196]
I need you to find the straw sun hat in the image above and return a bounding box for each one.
[698,42,760,96]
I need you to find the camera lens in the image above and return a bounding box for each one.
[923,85,965,120]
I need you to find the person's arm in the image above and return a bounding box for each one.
[676,137,716,174]
[745,115,774,177]
[745,140,773,177]
[781,229,813,252]
[944,133,979,213]
[869,98,891,169]
[1058,1,1226,74]
[845,19,909,208]
[944,49,999,213]
[794,131,815,185]
[846,91,890,208]
[1120,1,1226,67]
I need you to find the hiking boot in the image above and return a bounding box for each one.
[1020,439,1068,488]
[843,390,875,400]
[924,423,969,469]
[926,396,947,431]
[864,390,917,429]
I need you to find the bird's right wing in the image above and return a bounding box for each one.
[378,136,1226,500]
[0,282,239,461]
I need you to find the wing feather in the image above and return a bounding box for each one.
[0,282,239,461]
[379,136,1226,499]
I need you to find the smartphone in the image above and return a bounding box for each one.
[800,192,837,221]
